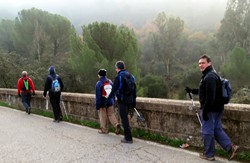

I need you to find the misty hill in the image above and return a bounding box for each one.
[0,0,227,32]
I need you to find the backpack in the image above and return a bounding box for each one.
[212,72,231,104]
[119,72,135,96]
[22,79,30,91]
[219,77,232,104]
[102,80,112,98]
[50,75,61,92]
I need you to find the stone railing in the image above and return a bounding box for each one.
[0,88,249,149]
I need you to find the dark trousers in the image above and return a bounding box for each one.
[118,102,132,141]
[49,94,62,120]
[21,92,32,112]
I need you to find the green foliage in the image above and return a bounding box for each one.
[217,0,250,59]
[151,12,184,75]
[140,74,168,98]
[222,46,250,89]
[0,19,15,52]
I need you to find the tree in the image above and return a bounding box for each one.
[0,19,15,52]
[14,8,73,62]
[217,0,250,63]
[152,12,184,75]
[222,46,250,89]
[82,22,138,74]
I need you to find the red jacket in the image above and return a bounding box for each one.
[17,76,35,94]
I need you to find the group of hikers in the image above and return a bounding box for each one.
[16,58,239,161]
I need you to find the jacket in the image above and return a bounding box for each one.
[193,66,223,113]
[110,70,136,105]
[17,76,35,94]
[95,76,115,110]
[43,73,64,97]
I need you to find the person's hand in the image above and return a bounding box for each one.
[185,87,192,93]
[202,112,209,121]
[18,93,21,97]
[132,101,136,108]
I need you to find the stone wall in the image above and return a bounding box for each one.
[0,88,249,149]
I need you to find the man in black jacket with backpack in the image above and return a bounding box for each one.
[110,60,136,144]
[185,55,238,161]
[43,66,64,122]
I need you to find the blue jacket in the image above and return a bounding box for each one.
[95,76,115,110]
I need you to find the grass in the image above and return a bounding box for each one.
[0,101,249,162]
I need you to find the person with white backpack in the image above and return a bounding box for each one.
[95,69,121,134]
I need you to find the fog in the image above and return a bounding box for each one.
[0,0,227,31]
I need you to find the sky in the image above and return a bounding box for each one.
[0,0,228,31]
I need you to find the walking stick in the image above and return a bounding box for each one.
[188,92,202,127]
[134,108,146,127]
[60,95,69,119]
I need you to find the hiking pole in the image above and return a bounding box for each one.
[60,95,69,120]
[134,108,143,120]
[188,92,202,127]
[46,98,49,110]
[134,108,146,127]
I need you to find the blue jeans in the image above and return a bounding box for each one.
[118,102,132,141]
[21,92,32,112]
[201,110,232,157]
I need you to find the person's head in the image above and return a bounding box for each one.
[98,69,107,77]
[48,66,56,74]
[115,60,125,73]
[198,55,212,72]
[22,71,28,77]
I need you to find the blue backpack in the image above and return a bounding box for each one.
[50,75,61,92]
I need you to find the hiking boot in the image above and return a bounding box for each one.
[199,153,215,161]
[228,144,239,160]
[53,119,59,123]
[98,130,109,134]
[121,138,133,144]
[115,124,121,135]
[27,107,31,114]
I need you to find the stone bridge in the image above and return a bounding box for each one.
[0,88,249,160]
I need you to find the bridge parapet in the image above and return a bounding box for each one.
[0,88,249,149]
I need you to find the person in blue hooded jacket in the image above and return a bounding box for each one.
[109,61,136,144]
[43,66,64,122]
[95,69,121,134]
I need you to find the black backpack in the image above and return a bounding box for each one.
[119,72,135,96]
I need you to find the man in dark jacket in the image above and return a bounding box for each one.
[185,55,238,161]
[95,69,121,134]
[110,61,136,144]
[43,66,64,122]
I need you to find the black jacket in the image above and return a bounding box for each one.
[192,66,223,113]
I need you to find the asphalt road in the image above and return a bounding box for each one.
[0,106,239,163]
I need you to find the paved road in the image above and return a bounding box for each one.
[0,106,239,163]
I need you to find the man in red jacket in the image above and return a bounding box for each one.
[17,71,35,114]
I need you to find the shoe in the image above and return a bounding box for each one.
[199,153,215,161]
[115,124,121,135]
[228,144,239,160]
[98,130,108,134]
[121,138,133,144]
[53,119,59,123]
[28,107,31,114]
